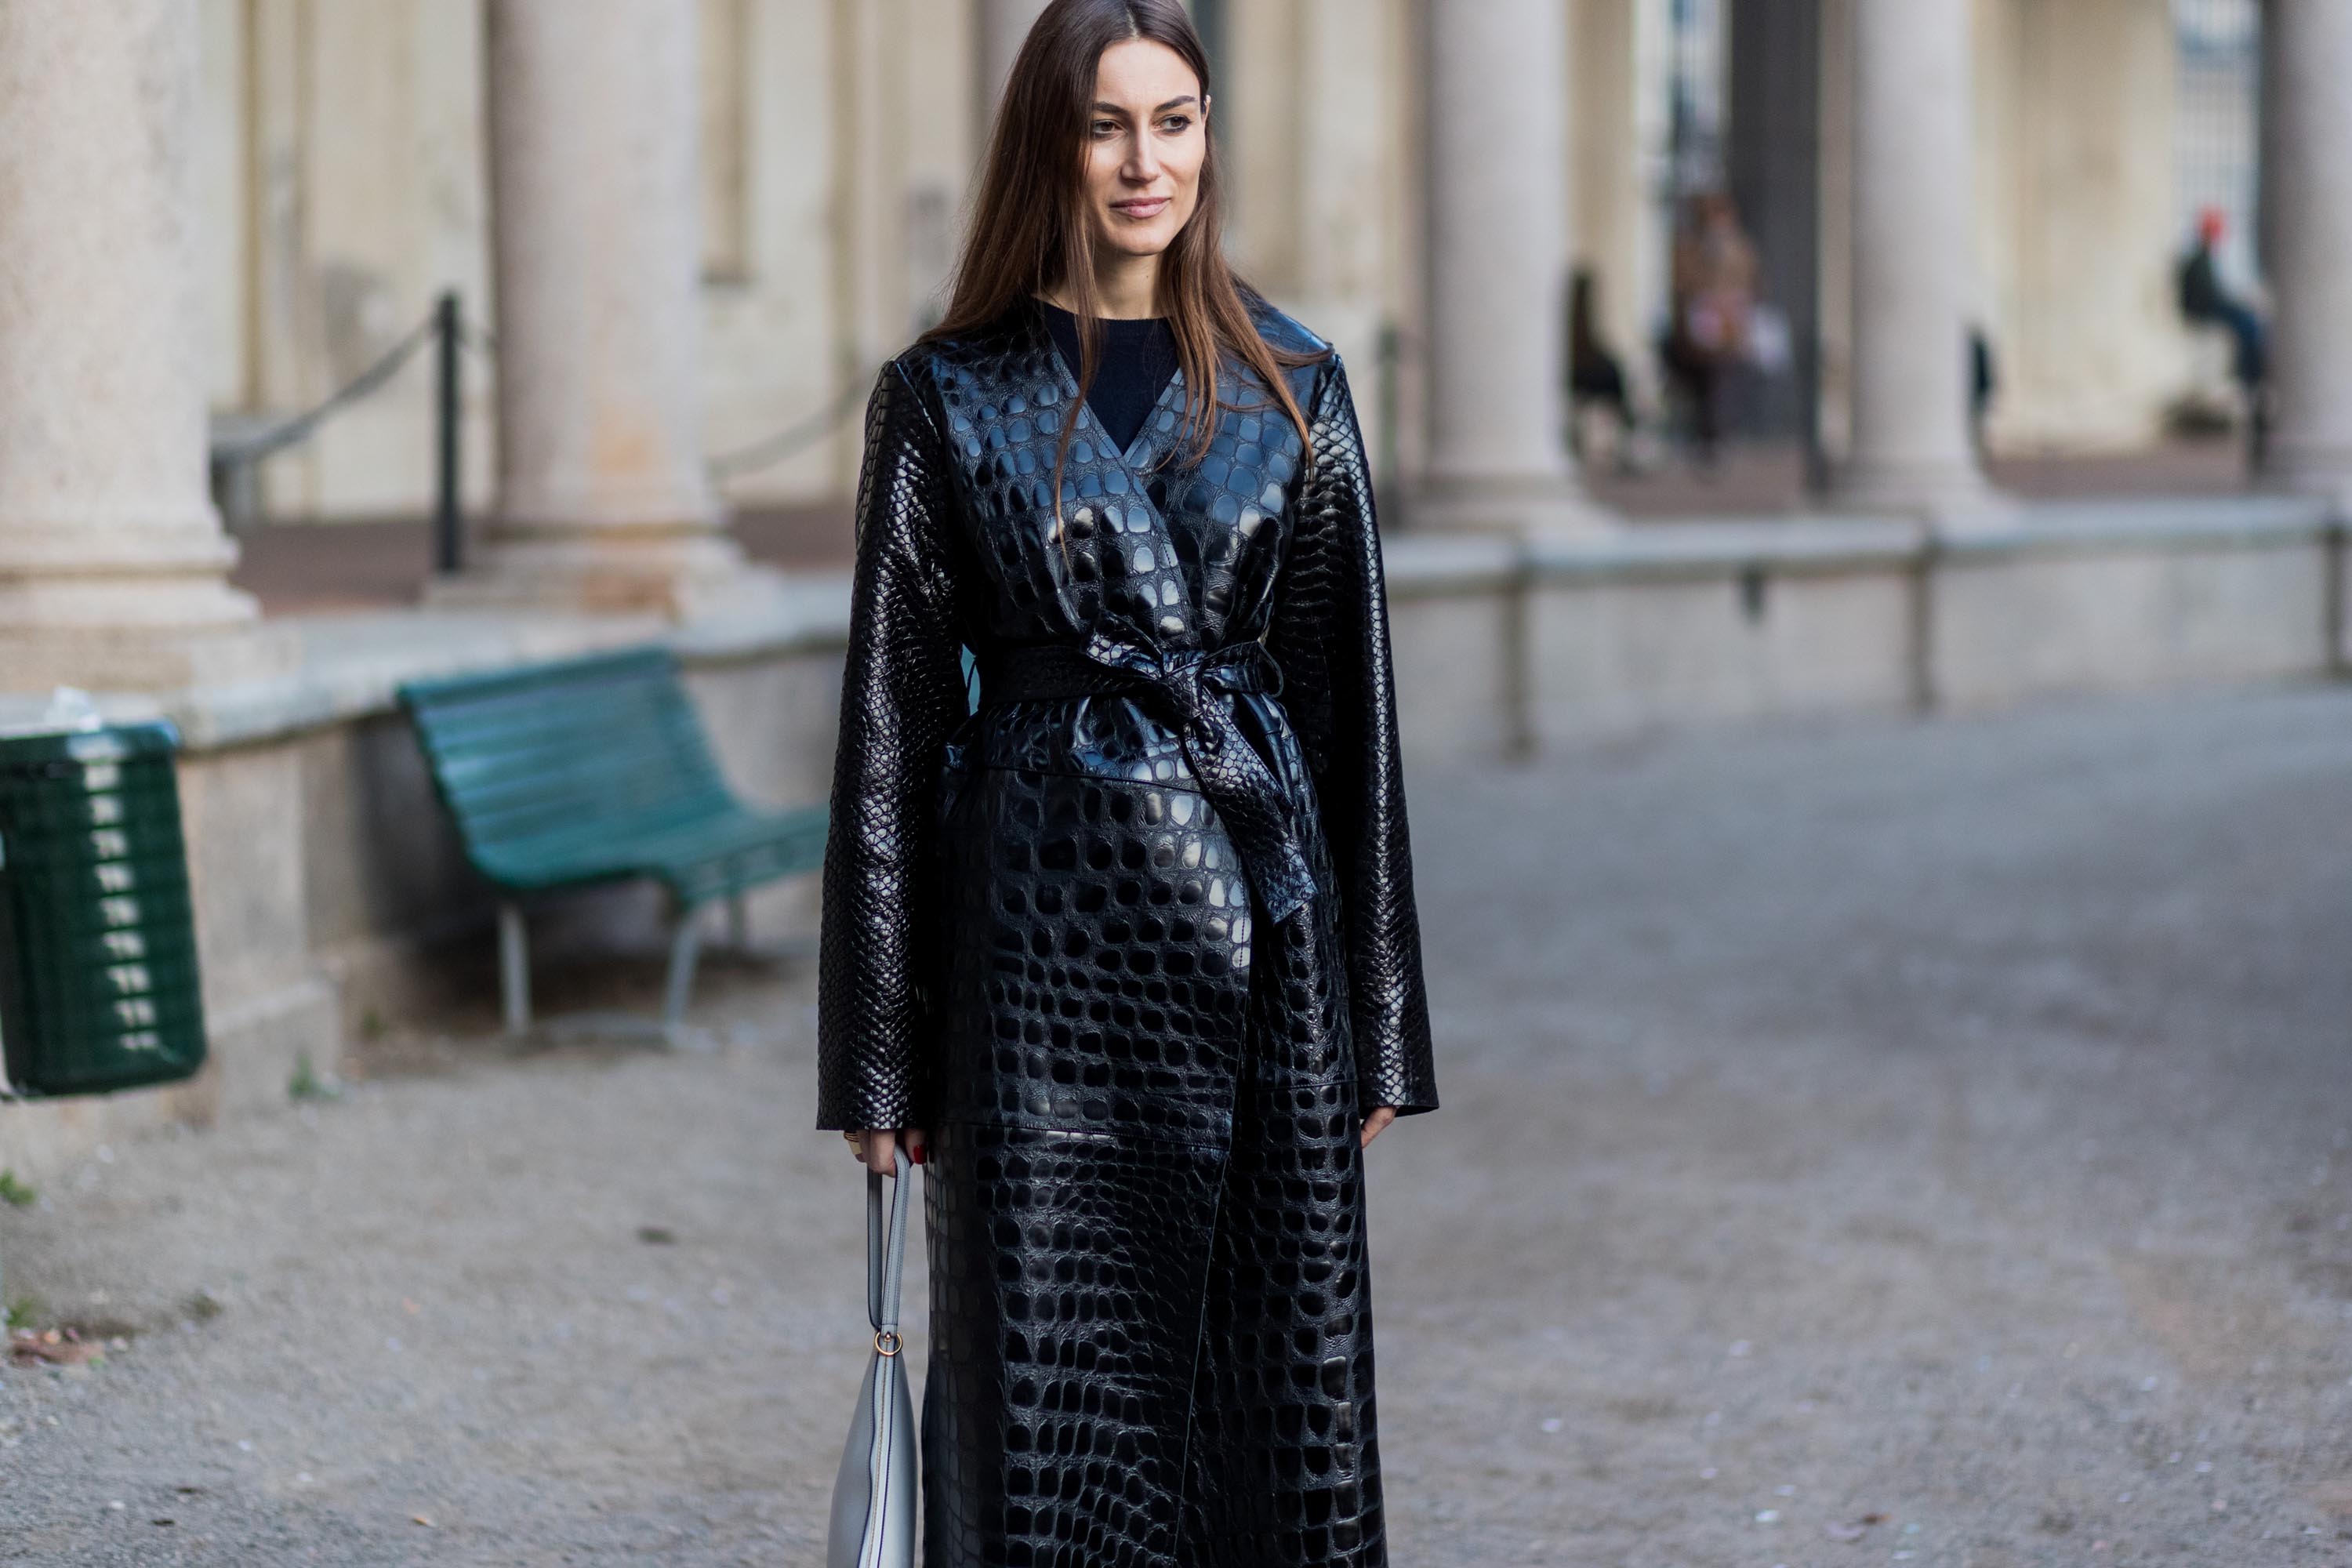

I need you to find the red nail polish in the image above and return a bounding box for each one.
[912,1145,926,1165]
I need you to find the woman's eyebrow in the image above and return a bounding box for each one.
[1091,95,1200,114]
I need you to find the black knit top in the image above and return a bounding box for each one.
[1038,299,1179,454]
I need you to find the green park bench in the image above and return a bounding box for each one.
[396,645,829,1036]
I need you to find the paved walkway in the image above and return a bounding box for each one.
[5,685,2350,1565]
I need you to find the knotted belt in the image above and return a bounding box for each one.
[975,632,1319,924]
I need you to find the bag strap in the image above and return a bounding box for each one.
[866,1142,914,1335]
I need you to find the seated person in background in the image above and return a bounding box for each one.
[2176,205,2267,399]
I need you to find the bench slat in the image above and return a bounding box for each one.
[397,645,829,901]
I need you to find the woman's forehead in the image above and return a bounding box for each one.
[1091,38,1201,108]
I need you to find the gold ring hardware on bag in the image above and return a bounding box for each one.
[874,1328,902,1357]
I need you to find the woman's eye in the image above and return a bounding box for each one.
[1160,115,1192,134]
[1091,119,1120,137]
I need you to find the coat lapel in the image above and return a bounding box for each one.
[1018,299,1200,644]
[983,299,1303,650]
[1028,295,1190,473]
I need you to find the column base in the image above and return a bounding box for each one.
[421,532,792,621]
[0,619,302,695]
[2258,447,2352,520]
[1828,459,2019,537]
[1409,474,1621,539]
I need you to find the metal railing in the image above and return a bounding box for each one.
[209,290,471,571]
[208,291,877,574]
[209,299,1416,568]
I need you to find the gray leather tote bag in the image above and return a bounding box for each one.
[827,1142,918,1568]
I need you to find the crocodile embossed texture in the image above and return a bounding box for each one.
[1177,811,1387,1566]
[815,361,975,1134]
[1264,354,1440,1118]
[817,294,1435,1566]
[931,760,1257,1146]
[920,1119,1225,1565]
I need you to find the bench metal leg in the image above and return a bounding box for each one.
[663,902,706,1026]
[498,901,531,1033]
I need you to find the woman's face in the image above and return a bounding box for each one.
[1080,38,1209,265]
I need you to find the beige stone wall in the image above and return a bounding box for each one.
[191,0,963,519]
[1220,0,1411,466]
[1572,0,1633,391]
[189,0,2206,527]
[214,0,496,520]
[701,0,858,503]
[1572,0,1671,409]
[1820,0,2190,459]
[1973,0,2193,453]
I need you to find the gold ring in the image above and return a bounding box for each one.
[874,1328,902,1357]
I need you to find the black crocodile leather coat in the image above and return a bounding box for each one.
[816,291,1439,1567]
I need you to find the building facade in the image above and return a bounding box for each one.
[181,0,2255,532]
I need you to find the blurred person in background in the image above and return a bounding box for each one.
[1969,324,1998,458]
[1566,264,1646,472]
[2176,204,2269,454]
[1661,188,1759,470]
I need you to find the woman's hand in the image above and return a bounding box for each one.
[844,1126,928,1174]
[1360,1106,1397,1148]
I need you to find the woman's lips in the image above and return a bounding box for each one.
[1112,198,1170,220]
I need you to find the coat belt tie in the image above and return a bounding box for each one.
[975,633,1320,924]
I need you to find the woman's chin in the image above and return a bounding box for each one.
[1097,221,1183,260]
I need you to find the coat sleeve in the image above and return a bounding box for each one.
[815,359,971,1132]
[1268,350,1440,1118]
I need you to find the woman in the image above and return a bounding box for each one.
[815,2,1439,1563]
[1662,189,1759,466]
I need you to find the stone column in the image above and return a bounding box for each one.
[1828,0,2005,528]
[2260,0,2352,506]
[0,2,293,691]
[1415,0,1612,536]
[431,0,779,619]
[980,0,1052,119]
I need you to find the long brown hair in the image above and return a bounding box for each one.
[922,0,1327,518]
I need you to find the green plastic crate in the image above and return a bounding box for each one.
[0,720,209,1097]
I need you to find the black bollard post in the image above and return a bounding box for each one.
[434,291,463,574]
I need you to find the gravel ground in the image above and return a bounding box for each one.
[4,684,2350,1566]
